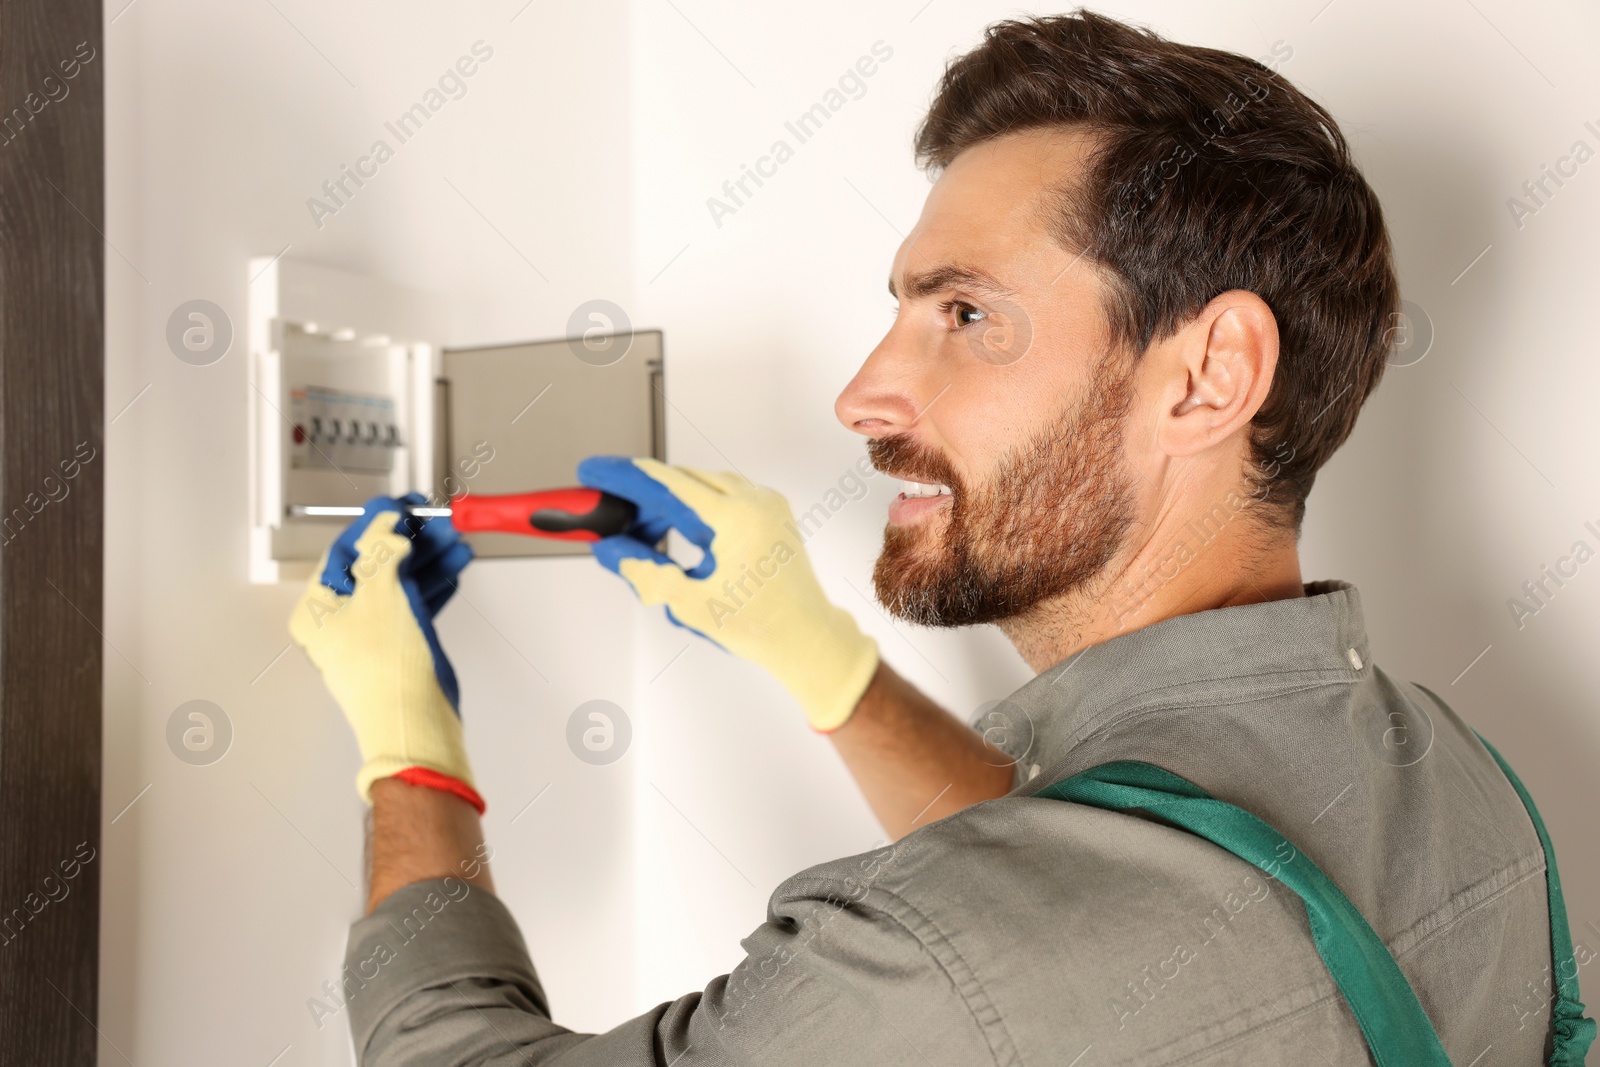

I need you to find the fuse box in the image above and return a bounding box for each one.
[247,258,663,583]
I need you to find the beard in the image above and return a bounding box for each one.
[870,351,1138,627]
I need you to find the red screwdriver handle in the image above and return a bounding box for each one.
[448,488,638,543]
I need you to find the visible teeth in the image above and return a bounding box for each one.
[900,480,952,498]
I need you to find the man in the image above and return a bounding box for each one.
[291,12,1593,1065]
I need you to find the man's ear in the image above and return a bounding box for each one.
[1154,290,1279,459]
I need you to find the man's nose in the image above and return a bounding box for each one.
[835,329,925,439]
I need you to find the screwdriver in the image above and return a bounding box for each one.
[289,488,638,544]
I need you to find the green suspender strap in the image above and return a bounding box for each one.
[1475,733,1598,1065]
[1033,752,1596,1067]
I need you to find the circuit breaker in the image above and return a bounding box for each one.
[288,386,401,474]
[247,258,664,583]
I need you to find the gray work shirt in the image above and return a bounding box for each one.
[342,581,1561,1064]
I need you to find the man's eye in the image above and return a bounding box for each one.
[939,300,986,328]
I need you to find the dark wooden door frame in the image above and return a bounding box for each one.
[0,1,104,1064]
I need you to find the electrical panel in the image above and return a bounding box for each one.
[247,258,664,583]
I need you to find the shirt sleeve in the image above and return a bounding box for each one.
[344,871,999,1067]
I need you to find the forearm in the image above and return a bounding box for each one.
[367,777,495,913]
[827,660,1015,839]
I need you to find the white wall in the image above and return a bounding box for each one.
[104,2,646,1063]
[104,0,1600,1063]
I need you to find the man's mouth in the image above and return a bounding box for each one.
[867,431,961,527]
[898,479,952,499]
[888,477,953,526]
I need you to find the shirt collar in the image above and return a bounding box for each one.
[993,580,1371,784]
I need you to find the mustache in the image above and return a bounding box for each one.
[867,434,962,495]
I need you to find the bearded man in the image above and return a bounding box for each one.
[292,12,1594,1065]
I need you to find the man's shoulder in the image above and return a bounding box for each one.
[772,792,1344,1057]
[769,670,1555,1060]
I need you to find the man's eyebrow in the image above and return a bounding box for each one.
[888,265,1017,301]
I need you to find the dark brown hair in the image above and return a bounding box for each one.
[915,10,1399,529]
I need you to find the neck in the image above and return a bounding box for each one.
[998,491,1305,674]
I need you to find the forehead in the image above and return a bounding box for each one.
[892,126,1097,288]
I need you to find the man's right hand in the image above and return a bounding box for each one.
[289,494,483,813]
[577,457,880,732]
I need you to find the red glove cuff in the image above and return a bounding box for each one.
[392,766,486,815]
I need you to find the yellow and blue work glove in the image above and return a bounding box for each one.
[577,457,879,732]
[289,493,484,812]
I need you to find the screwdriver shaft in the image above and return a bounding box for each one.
[289,504,452,519]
